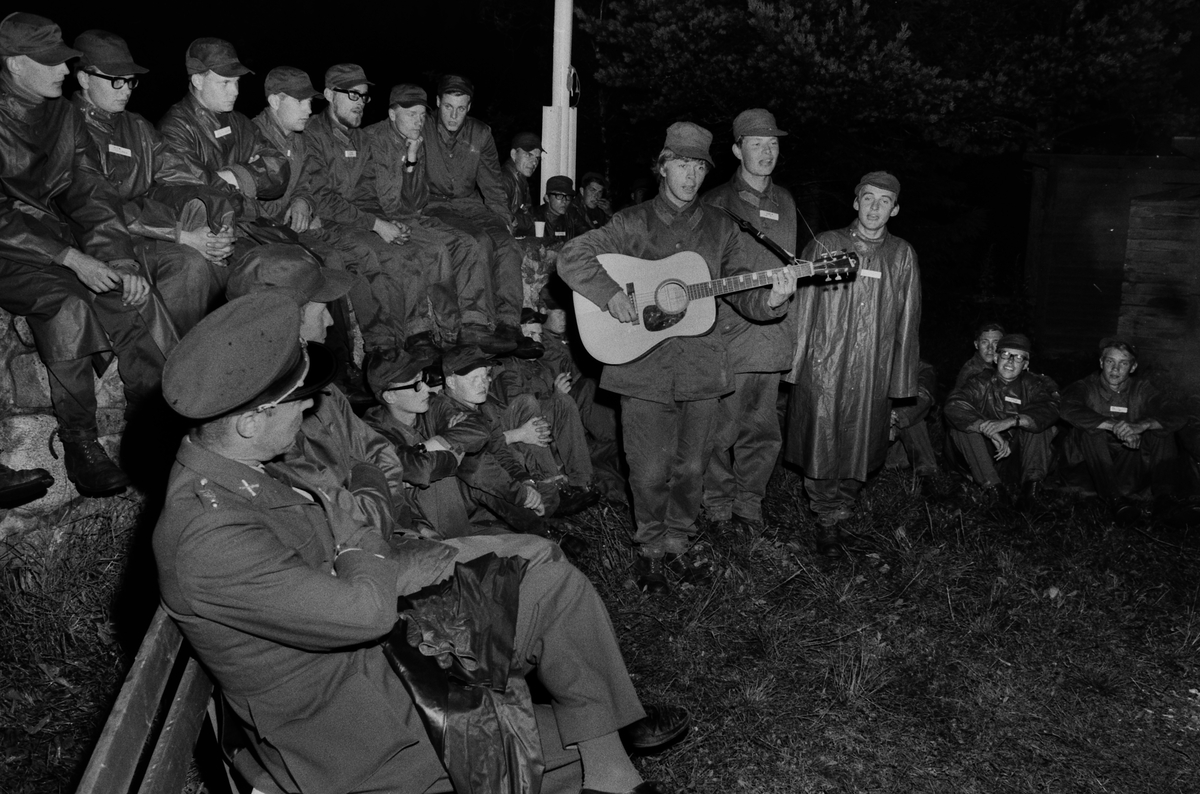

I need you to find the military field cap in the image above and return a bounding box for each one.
[389,83,429,108]
[856,170,901,199]
[163,292,336,420]
[0,13,81,65]
[186,37,251,77]
[580,172,607,189]
[976,321,1005,338]
[664,121,714,167]
[511,131,542,153]
[437,73,474,97]
[1098,335,1138,359]
[366,347,437,398]
[545,175,574,195]
[997,333,1031,356]
[227,244,357,304]
[324,63,372,91]
[442,345,493,378]
[264,66,318,101]
[732,108,788,139]
[74,30,146,75]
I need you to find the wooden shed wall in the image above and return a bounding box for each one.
[1117,192,1200,391]
[1025,156,1200,357]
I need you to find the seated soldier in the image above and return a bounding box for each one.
[0,12,172,496]
[534,175,586,244]
[502,131,543,239]
[955,321,1005,389]
[1060,336,1186,523]
[155,291,685,794]
[885,359,939,477]
[568,171,613,232]
[944,333,1060,507]
[71,30,234,335]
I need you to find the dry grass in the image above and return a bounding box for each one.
[4,464,1200,793]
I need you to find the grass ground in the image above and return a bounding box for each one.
[2,460,1198,793]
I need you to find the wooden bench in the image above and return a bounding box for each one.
[75,606,236,794]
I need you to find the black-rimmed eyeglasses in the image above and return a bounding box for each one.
[83,71,139,90]
[331,88,371,103]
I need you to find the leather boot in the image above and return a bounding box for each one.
[0,462,53,507]
[62,437,130,497]
[459,323,518,355]
[496,322,545,359]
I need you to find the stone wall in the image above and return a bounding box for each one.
[0,308,128,545]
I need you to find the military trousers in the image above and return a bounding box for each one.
[1061,426,1180,499]
[426,201,523,328]
[704,371,783,523]
[949,426,1054,486]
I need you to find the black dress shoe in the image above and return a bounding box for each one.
[62,437,130,498]
[633,555,670,595]
[404,331,441,359]
[459,323,518,355]
[496,323,545,359]
[665,551,713,585]
[582,782,668,794]
[0,463,53,507]
[620,703,691,753]
[583,782,672,794]
[555,484,602,517]
[814,525,844,558]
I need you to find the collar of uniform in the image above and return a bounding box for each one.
[652,192,702,229]
[176,436,313,507]
[732,170,773,207]
[0,70,45,116]
[73,91,117,127]
[256,108,294,149]
[363,404,422,444]
[184,91,225,127]
[850,224,890,245]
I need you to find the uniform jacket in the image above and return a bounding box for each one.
[364,119,428,216]
[0,78,135,266]
[955,353,992,390]
[501,159,535,237]
[300,111,381,232]
[157,93,289,218]
[701,171,798,373]
[154,437,457,794]
[422,115,511,225]
[557,193,786,404]
[945,370,1061,433]
[784,224,921,479]
[1060,371,1183,434]
[71,94,218,243]
[251,109,315,222]
[531,204,581,243]
[427,391,526,503]
[566,199,608,234]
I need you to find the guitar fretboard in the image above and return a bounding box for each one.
[687,262,819,299]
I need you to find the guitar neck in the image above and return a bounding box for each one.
[689,263,816,300]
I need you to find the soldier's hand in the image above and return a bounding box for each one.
[62,248,121,294]
[396,222,412,244]
[521,483,546,516]
[607,291,636,323]
[373,218,405,244]
[767,268,798,307]
[118,272,150,306]
[988,431,1011,460]
[554,372,572,394]
[284,199,313,233]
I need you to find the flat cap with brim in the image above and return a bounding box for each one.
[163,292,336,420]
[545,175,574,195]
[367,348,437,398]
[74,30,146,75]
[580,171,608,188]
[855,170,901,198]
[732,108,788,139]
[325,63,373,91]
[437,74,474,97]
[511,131,542,153]
[997,333,1031,355]
[664,121,714,167]
[0,13,81,65]
[186,37,252,77]
[226,243,357,303]
[389,83,429,108]
[264,66,318,100]
[976,321,1005,338]
[442,345,493,378]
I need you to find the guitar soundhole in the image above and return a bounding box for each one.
[644,280,688,332]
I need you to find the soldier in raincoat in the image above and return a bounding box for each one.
[783,171,921,555]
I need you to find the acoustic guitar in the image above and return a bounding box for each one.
[572,244,858,365]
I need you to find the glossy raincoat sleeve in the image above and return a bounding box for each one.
[944,375,991,431]
[888,245,921,400]
[1021,374,1061,432]
[55,116,136,262]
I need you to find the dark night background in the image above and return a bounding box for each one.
[27,0,1200,383]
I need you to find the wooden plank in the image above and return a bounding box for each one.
[75,608,184,794]
[136,656,214,794]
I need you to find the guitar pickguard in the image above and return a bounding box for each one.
[643,305,686,332]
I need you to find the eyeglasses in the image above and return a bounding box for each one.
[387,375,428,392]
[547,193,572,199]
[332,88,371,104]
[83,70,138,90]
[998,351,1028,363]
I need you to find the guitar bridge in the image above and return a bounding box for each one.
[626,282,640,326]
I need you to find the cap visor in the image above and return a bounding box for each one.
[30,43,82,66]
[213,63,253,77]
[286,342,338,403]
[309,269,357,303]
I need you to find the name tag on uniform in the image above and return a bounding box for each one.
[554,231,566,237]
[860,269,882,279]
[107,144,131,157]
[214,126,232,138]
[345,150,357,158]
[1004,395,1022,405]
[759,210,779,221]
[285,149,292,157]
[1110,406,1128,414]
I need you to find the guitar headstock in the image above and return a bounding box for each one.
[813,250,860,282]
